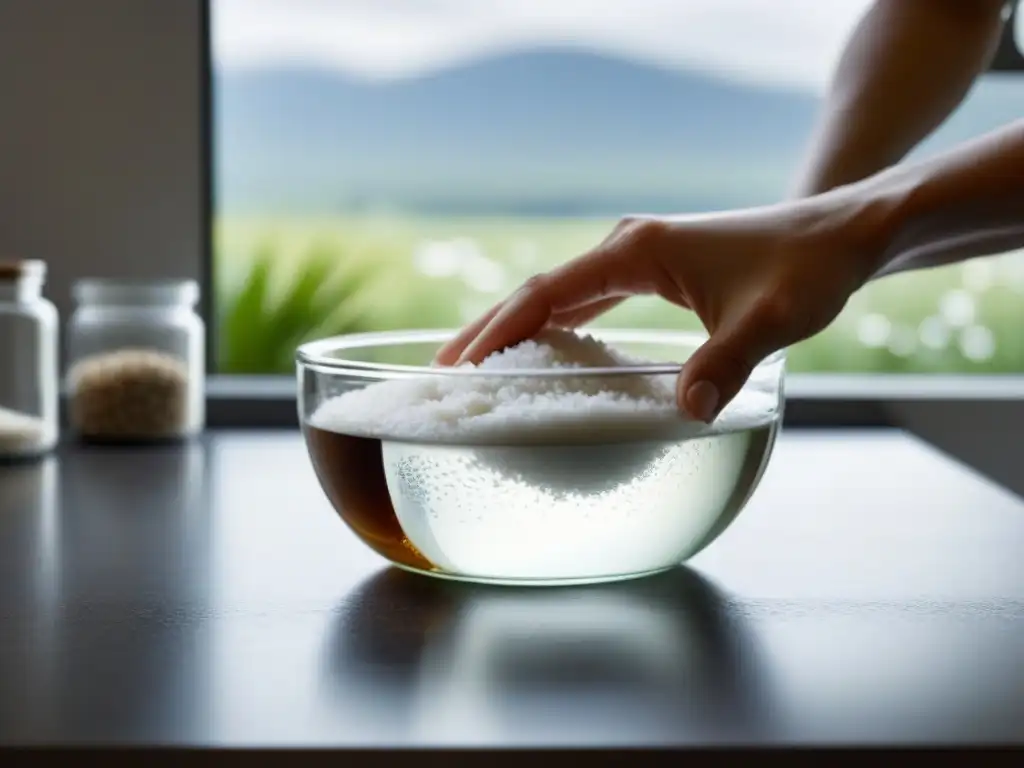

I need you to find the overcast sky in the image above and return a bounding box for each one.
[212,0,876,93]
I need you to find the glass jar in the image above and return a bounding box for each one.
[0,260,60,460]
[66,279,205,443]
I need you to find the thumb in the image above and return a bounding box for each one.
[677,310,787,423]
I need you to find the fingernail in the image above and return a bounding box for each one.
[687,381,719,423]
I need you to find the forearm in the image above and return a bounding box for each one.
[839,119,1024,279]
[791,0,1007,197]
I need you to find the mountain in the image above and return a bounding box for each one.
[213,48,819,214]
[212,48,1024,216]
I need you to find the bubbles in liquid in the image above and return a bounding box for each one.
[382,423,776,582]
[470,442,674,497]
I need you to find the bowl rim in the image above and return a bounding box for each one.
[296,328,786,379]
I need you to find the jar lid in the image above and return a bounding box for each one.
[0,260,46,282]
[73,278,200,307]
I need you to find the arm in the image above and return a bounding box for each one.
[438,124,1024,420]
[835,119,1024,279]
[791,0,1008,197]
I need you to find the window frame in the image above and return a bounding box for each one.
[201,0,1024,448]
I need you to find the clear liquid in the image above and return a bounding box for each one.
[382,422,777,583]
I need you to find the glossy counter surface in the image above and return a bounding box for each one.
[0,430,1022,746]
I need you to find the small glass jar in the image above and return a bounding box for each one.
[0,260,60,460]
[66,278,205,443]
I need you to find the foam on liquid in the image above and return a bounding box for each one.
[309,329,776,445]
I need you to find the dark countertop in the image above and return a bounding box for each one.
[0,429,1022,747]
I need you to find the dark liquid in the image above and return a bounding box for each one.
[304,425,434,571]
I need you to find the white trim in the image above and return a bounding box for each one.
[788,374,1024,400]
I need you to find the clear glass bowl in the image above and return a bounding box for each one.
[297,329,785,586]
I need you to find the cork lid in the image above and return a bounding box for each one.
[0,260,46,282]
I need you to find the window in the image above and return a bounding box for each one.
[209,0,1024,376]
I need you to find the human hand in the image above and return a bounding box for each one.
[435,194,889,422]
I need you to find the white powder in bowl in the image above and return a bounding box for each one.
[309,329,777,446]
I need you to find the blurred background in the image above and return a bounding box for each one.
[210,0,1024,375]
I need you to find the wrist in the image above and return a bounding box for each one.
[820,166,923,281]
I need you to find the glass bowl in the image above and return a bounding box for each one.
[297,329,785,586]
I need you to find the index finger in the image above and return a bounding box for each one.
[449,248,645,366]
[433,300,506,366]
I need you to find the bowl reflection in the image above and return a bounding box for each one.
[322,565,777,745]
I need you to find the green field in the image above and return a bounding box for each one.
[214,214,1024,375]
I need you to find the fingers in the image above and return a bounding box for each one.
[676,302,790,422]
[445,249,644,366]
[435,217,666,366]
[453,272,596,366]
[434,301,504,366]
[549,296,625,329]
[435,295,625,367]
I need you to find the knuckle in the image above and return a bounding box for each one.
[617,216,667,251]
[751,291,798,332]
[518,272,556,307]
[611,216,635,234]
[521,273,549,295]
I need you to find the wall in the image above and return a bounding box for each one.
[0,0,203,341]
